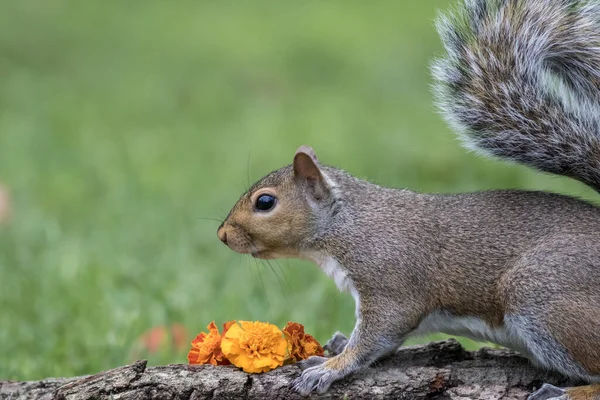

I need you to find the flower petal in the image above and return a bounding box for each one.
[188,321,230,366]
[221,321,288,373]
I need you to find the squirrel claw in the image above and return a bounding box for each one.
[324,331,349,357]
[528,383,567,400]
[292,363,343,396]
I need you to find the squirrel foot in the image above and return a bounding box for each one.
[292,360,346,396]
[528,384,567,400]
[324,331,348,356]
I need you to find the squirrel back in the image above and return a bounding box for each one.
[219,1,600,397]
[433,0,600,191]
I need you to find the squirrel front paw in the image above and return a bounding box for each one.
[324,331,348,356]
[292,362,345,396]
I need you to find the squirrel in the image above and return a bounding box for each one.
[217,0,600,398]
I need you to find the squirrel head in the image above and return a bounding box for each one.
[217,145,335,259]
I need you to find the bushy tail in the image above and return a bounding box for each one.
[433,0,600,192]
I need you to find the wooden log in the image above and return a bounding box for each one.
[0,340,576,400]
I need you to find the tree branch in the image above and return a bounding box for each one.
[0,340,575,400]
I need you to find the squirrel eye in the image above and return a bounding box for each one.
[255,194,277,212]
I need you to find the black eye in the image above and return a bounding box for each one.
[255,194,277,212]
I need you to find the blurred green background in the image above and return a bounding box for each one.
[0,0,596,381]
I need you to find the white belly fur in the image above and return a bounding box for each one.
[412,310,529,355]
[318,256,355,294]
[306,254,361,318]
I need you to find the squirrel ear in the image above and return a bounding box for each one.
[293,146,322,181]
[293,146,330,200]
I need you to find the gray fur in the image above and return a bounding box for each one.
[506,315,591,380]
[433,0,600,191]
[323,332,349,356]
[291,167,600,394]
[220,0,600,397]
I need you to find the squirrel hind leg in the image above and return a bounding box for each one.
[506,314,592,379]
[502,236,600,378]
[528,384,600,400]
[528,383,567,400]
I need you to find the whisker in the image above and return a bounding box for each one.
[196,217,224,223]
[251,256,266,297]
[250,255,273,319]
[236,252,245,279]
[246,241,285,293]
[243,238,292,295]
[219,207,231,218]
[244,240,274,311]
[262,259,291,295]
[246,151,252,190]
[272,258,292,292]
[250,241,289,294]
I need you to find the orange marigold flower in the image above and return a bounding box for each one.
[187,321,235,366]
[221,321,290,373]
[283,322,324,363]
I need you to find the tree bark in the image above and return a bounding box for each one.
[0,340,576,400]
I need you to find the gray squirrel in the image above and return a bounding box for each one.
[217,0,600,398]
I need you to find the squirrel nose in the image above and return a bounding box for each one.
[217,223,228,245]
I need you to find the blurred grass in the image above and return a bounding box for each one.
[0,0,596,380]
